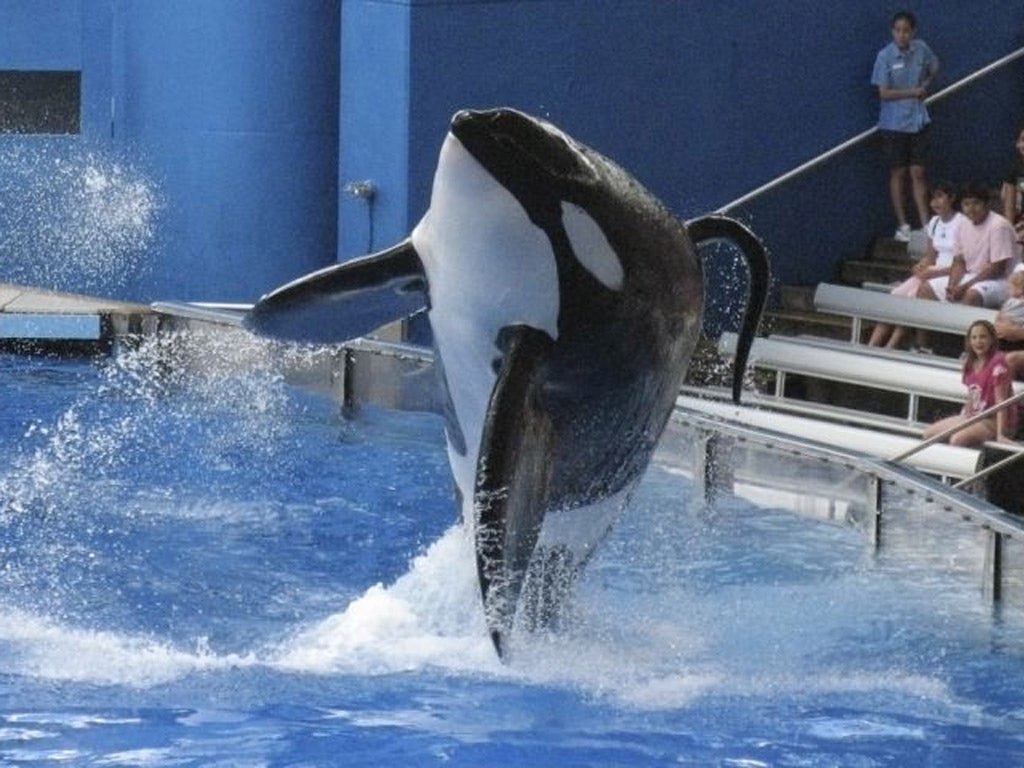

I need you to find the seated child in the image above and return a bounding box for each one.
[869,182,966,349]
[923,319,1018,445]
[995,268,1024,377]
[998,269,1024,326]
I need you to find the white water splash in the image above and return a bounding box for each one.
[0,514,963,717]
[0,608,255,686]
[0,331,323,520]
[0,142,161,293]
[0,524,493,688]
[271,524,500,675]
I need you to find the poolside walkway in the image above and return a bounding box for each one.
[0,281,156,345]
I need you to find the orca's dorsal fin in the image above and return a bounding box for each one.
[686,215,770,403]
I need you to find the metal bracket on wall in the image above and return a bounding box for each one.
[343,180,376,200]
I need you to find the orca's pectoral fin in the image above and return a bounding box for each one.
[687,215,771,403]
[473,325,556,659]
[244,239,427,345]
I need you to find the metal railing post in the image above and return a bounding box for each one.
[954,444,1024,489]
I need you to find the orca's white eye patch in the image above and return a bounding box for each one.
[560,201,623,290]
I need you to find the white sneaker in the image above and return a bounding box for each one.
[894,224,912,242]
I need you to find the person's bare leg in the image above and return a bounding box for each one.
[890,166,909,228]
[910,282,940,348]
[868,322,893,346]
[949,419,996,447]
[963,288,983,307]
[910,164,930,229]
[887,325,908,349]
[1007,350,1024,379]
[923,414,963,440]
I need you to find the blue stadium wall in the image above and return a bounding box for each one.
[1,1,1021,312]
[0,0,339,301]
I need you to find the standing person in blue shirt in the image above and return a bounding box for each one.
[871,10,939,243]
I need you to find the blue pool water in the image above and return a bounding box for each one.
[2,334,1024,766]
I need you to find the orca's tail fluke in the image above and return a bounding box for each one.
[685,215,771,403]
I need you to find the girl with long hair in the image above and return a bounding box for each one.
[923,320,1019,446]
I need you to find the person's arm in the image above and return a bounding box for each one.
[967,259,1009,286]
[952,259,1006,301]
[946,254,967,299]
[1002,181,1018,223]
[922,263,951,279]
[921,51,939,92]
[913,239,941,277]
[995,316,1024,343]
[995,371,1014,441]
[878,85,926,101]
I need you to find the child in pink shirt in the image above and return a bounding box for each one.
[918,182,1021,308]
[923,319,1018,445]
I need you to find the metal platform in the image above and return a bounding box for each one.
[0,282,158,349]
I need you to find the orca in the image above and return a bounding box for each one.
[246,108,769,658]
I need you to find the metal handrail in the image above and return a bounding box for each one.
[954,443,1024,489]
[715,45,1024,215]
[889,387,1024,464]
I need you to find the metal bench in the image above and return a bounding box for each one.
[721,333,961,420]
[813,283,997,343]
[719,332,1024,423]
[772,333,962,371]
[680,383,925,435]
[675,392,983,480]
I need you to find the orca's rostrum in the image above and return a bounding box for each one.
[245,108,770,658]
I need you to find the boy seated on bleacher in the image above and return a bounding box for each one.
[924,182,1020,308]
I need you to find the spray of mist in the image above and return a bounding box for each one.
[0,141,161,295]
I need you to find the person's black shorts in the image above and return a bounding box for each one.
[880,126,930,169]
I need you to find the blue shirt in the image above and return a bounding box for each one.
[871,39,937,133]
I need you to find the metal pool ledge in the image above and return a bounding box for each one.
[323,337,1024,607]
[670,400,1024,604]
[149,301,248,327]
[0,312,102,340]
[0,281,157,348]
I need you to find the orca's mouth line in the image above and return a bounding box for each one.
[451,110,586,183]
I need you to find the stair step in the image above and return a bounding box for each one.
[869,237,911,263]
[840,260,907,286]
[778,284,816,312]
[868,234,929,263]
[762,309,852,340]
[766,228,928,344]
